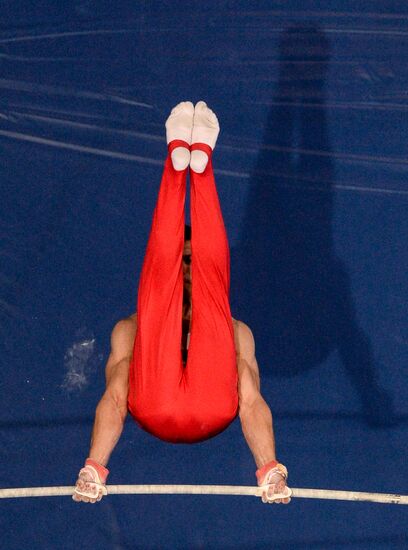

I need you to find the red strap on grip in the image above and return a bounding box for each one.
[256,459,278,484]
[85,458,110,483]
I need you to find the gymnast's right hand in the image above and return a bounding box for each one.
[256,460,291,504]
[72,458,109,503]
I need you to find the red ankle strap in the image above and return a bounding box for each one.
[167,139,190,154]
[190,142,213,157]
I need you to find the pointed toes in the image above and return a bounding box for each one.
[170,101,194,117]
[194,101,219,126]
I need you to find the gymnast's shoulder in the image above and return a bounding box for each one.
[110,313,138,338]
[232,317,250,331]
[232,317,252,345]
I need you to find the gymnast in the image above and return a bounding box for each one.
[72,101,291,505]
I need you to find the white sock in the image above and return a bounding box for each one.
[165,101,194,171]
[190,101,220,173]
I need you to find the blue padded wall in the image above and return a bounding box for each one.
[1,2,407,548]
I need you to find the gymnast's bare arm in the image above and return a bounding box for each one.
[73,315,136,503]
[234,319,290,504]
[90,315,136,463]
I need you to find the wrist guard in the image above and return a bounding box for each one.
[256,459,288,486]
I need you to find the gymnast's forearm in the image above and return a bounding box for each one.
[239,396,277,470]
[88,393,127,467]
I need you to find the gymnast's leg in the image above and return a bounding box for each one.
[127,102,194,432]
[186,101,239,430]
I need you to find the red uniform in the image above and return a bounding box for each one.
[127,141,239,443]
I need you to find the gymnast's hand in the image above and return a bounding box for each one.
[256,461,292,504]
[72,458,109,504]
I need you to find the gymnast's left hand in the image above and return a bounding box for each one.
[72,458,109,504]
[256,461,291,504]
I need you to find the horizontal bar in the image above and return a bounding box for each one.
[0,485,407,504]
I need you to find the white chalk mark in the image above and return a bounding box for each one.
[258,142,408,167]
[0,78,153,109]
[61,330,103,392]
[62,338,95,392]
[0,129,163,165]
[251,100,408,113]
[6,102,111,120]
[0,53,78,62]
[7,110,163,141]
[242,10,408,20]
[0,28,139,45]
[1,130,407,196]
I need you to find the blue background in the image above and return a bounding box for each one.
[1,1,407,548]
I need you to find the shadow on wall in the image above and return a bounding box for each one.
[230,24,396,428]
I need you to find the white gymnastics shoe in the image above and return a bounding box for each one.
[190,101,220,173]
[165,101,194,170]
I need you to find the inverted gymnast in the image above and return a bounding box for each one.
[72,101,291,505]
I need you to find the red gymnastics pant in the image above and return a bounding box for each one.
[127,140,239,443]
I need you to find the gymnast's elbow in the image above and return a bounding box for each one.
[238,392,272,418]
[237,357,268,418]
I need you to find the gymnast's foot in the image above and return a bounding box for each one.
[190,101,220,173]
[165,101,194,170]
